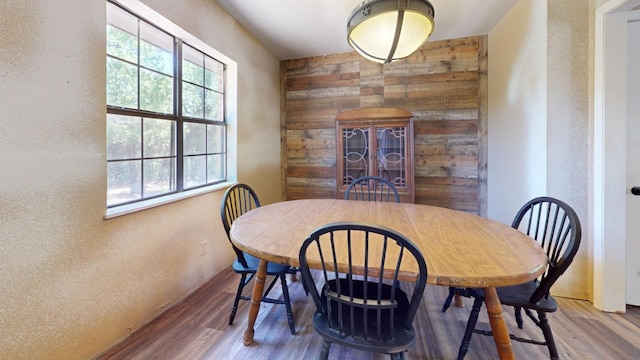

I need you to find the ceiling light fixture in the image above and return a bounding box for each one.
[347,0,435,64]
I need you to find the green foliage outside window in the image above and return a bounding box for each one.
[106,2,226,208]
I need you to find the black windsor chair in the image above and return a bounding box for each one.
[220,183,297,334]
[298,222,428,360]
[442,196,582,360]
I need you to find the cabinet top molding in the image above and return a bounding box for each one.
[335,107,413,121]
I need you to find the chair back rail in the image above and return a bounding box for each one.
[344,176,400,203]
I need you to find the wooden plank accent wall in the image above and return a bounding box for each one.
[281,36,488,215]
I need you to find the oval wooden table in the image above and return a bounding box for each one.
[229,199,547,360]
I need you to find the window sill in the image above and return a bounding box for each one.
[104,181,235,219]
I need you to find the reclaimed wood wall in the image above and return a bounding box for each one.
[281,36,487,215]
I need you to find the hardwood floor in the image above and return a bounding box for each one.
[96,267,640,359]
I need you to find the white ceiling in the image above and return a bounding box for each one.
[216,0,519,60]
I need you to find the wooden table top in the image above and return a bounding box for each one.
[229,199,547,288]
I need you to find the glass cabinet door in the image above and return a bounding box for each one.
[376,126,407,188]
[341,127,369,186]
[340,124,409,189]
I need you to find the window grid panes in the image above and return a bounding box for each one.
[106,1,226,208]
[182,43,226,189]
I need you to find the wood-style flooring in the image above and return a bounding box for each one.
[96,267,640,359]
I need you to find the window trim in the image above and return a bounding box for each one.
[105,0,237,218]
[104,181,235,219]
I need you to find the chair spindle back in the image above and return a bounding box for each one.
[220,184,261,268]
[511,197,582,303]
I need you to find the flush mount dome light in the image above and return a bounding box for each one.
[347,0,435,64]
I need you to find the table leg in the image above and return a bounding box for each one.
[242,259,268,346]
[484,287,515,360]
[454,293,464,307]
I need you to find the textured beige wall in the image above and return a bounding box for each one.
[0,1,281,359]
[488,0,591,300]
[487,0,548,225]
[546,0,590,300]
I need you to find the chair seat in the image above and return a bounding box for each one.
[232,253,291,275]
[312,312,415,354]
[497,282,558,313]
[313,279,414,353]
[459,282,558,314]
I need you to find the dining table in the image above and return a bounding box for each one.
[228,199,547,360]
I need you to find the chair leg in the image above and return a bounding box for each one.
[390,351,405,360]
[296,268,309,296]
[442,286,457,312]
[280,273,295,335]
[320,340,331,360]
[229,273,247,325]
[457,296,483,360]
[262,275,279,298]
[514,306,524,329]
[538,311,559,360]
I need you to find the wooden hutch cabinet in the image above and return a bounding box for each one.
[335,108,415,203]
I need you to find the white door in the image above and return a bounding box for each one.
[626,19,640,306]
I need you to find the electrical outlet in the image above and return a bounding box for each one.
[200,240,207,256]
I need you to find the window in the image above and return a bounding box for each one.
[106,1,232,213]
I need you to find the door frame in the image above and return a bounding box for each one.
[626,17,640,306]
[593,0,640,312]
